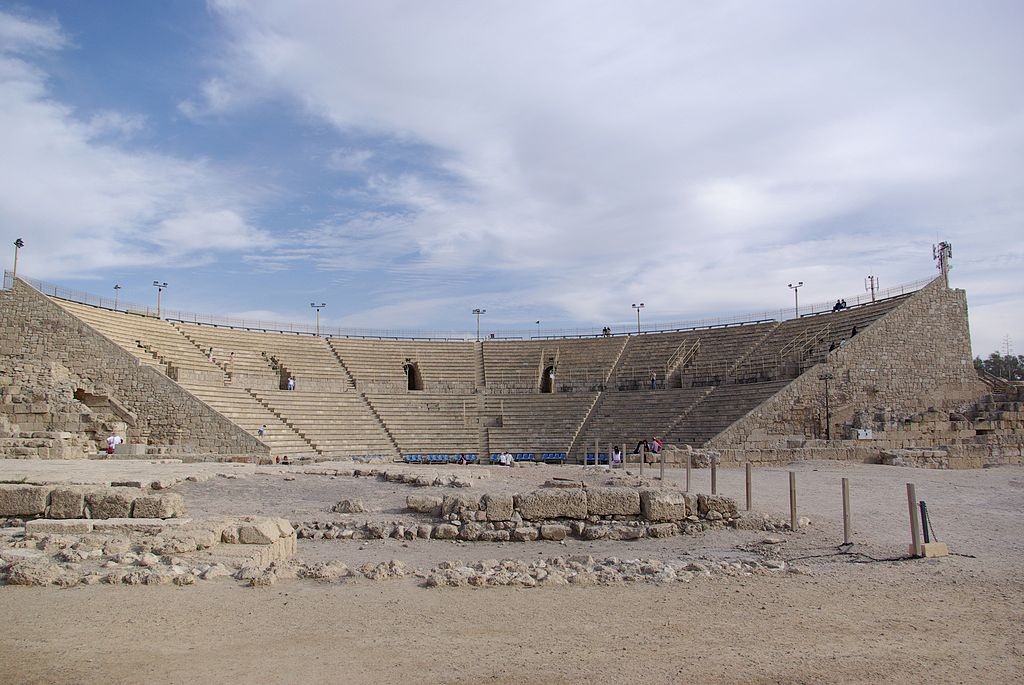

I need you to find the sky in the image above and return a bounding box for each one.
[1,1,1021,353]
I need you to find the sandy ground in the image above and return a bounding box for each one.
[2,459,1023,684]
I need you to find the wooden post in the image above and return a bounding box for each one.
[789,471,797,530]
[685,452,691,492]
[594,437,598,469]
[842,477,851,545]
[659,448,665,484]
[907,483,922,557]
[711,461,717,495]
[639,444,645,476]
[745,462,752,511]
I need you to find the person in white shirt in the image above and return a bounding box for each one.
[105,433,123,455]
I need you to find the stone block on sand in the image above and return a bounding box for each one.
[515,489,587,520]
[586,487,641,516]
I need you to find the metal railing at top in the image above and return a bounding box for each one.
[7,270,936,342]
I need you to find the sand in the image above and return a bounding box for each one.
[2,459,1023,684]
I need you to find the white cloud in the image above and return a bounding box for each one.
[0,10,65,53]
[140,2,1024,351]
[0,10,272,278]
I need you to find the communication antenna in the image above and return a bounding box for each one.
[864,275,878,302]
[932,241,953,287]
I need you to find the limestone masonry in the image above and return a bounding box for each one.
[1,273,1021,466]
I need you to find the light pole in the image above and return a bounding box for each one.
[535,320,541,338]
[472,308,486,341]
[152,281,168,318]
[12,238,24,280]
[632,303,645,334]
[310,303,327,336]
[113,283,122,311]
[788,282,803,318]
[819,372,834,440]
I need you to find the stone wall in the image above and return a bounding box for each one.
[0,279,267,456]
[0,483,184,519]
[710,278,986,449]
[397,486,746,542]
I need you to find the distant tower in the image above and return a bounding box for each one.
[932,242,953,287]
[864,275,878,302]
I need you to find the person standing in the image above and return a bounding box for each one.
[287,376,296,391]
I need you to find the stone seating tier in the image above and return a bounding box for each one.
[329,338,476,392]
[251,391,398,459]
[484,394,598,454]
[179,383,315,456]
[364,394,479,454]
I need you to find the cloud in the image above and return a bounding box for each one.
[0,10,65,53]
[136,2,1024,351]
[0,10,272,279]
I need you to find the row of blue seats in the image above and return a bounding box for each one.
[585,453,609,465]
[489,452,567,464]
[403,453,479,464]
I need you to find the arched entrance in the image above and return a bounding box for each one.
[403,360,423,391]
[540,365,555,393]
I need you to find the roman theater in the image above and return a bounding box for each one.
[1,265,1022,683]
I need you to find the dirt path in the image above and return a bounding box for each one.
[2,561,1021,684]
[3,460,1023,683]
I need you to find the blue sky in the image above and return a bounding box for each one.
[1,1,1021,353]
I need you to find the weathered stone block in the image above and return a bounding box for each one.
[539,524,569,541]
[86,490,136,519]
[0,485,50,517]
[25,519,94,535]
[607,525,644,540]
[512,526,539,541]
[586,487,641,516]
[47,488,85,519]
[132,493,185,519]
[640,489,687,521]
[459,522,484,540]
[515,489,587,520]
[697,494,738,517]
[433,523,459,540]
[406,494,442,515]
[238,518,284,545]
[441,492,482,516]
[482,492,514,521]
[647,523,678,538]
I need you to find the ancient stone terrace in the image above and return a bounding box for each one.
[30,278,941,459]
[329,338,477,393]
[481,337,626,393]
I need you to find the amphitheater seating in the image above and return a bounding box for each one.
[56,300,224,381]
[728,296,910,383]
[179,382,315,456]
[251,390,398,459]
[485,394,597,454]
[667,380,791,446]
[482,337,623,393]
[176,324,354,391]
[364,393,478,454]
[330,339,477,393]
[573,387,710,458]
[44,286,919,456]
[172,323,279,384]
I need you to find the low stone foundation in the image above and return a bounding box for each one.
[0,515,297,587]
[0,483,185,520]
